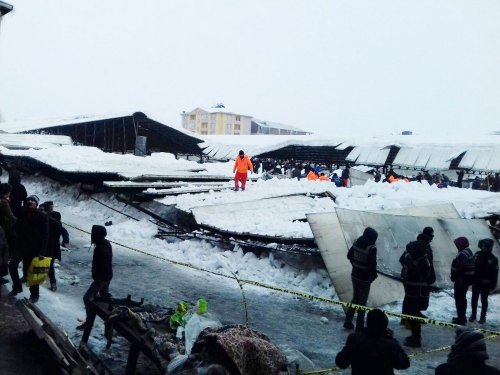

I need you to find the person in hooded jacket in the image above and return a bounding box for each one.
[10,195,48,303]
[451,236,475,325]
[77,225,113,330]
[401,238,432,348]
[38,203,64,292]
[469,239,499,324]
[435,327,500,375]
[336,309,410,375]
[344,227,378,331]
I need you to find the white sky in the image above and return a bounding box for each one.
[1,0,499,136]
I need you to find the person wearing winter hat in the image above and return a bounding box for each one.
[469,239,499,324]
[336,309,410,374]
[77,225,113,331]
[451,236,475,325]
[435,327,500,374]
[9,194,48,303]
[344,227,378,331]
[232,150,253,191]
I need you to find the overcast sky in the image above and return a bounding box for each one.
[0,0,499,136]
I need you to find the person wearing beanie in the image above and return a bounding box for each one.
[469,239,499,324]
[77,225,113,331]
[9,194,48,302]
[344,227,378,331]
[232,150,253,191]
[336,309,410,374]
[451,236,475,325]
[435,327,500,374]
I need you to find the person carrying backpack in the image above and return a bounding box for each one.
[469,239,498,324]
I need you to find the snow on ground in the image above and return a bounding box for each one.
[157,176,500,238]
[4,167,500,372]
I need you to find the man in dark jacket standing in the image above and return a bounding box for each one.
[402,238,432,347]
[77,225,113,330]
[39,203,63,292]
[10,195,48,302]
[469,239,498,324]
[336,309,410,375]
[451,236,475,325]
[344,227,378,331]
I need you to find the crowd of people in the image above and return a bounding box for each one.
[0,165,70,302]
[337,225,499,374]
[248,155,500,191]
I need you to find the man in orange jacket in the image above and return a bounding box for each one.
[233,150,254,191]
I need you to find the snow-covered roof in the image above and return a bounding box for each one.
[199,133,500,171]
[185,107,252,118]
[0,1,13,15]
[0,133,72,149]
[0,112,134,133]
[251,118,311,133]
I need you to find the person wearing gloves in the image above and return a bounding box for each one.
[232,150,253,191]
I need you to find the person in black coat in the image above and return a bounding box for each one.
[77,225,113,330]
[451,237,475,325]
[336,309,410,375]
[401,238,432,347]
[9,195,48,303]
[469,239,499,324]
[39,203,64,292]
[7,167,27,218]
[435,327,500,375]
[344,227,378,331]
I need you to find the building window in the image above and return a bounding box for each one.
[235,116,241,121]
[201,131,208,135]
[190,115,196,120]
[234,124,240,130]
[201,122,208,128]
[201,113,208,121]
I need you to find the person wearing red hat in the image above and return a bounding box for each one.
[451,236,475,325]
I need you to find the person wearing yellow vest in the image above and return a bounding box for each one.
[233,150,254,191]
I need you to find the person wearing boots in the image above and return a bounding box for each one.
[336,309,410,374]
[77,225,113,330]
[10,195,48,303]
[451,236,475,325]
[232,150,253,191]
[38,203,63,292]
[402,238,432,348]
[344,227,378,331]
[469,239,498,324]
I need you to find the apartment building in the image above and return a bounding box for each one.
[181,105,311,136]
[181,106,252,135]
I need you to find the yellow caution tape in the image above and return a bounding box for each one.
[63,222,500,338]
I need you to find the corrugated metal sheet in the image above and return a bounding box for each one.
[345,147,362,162]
